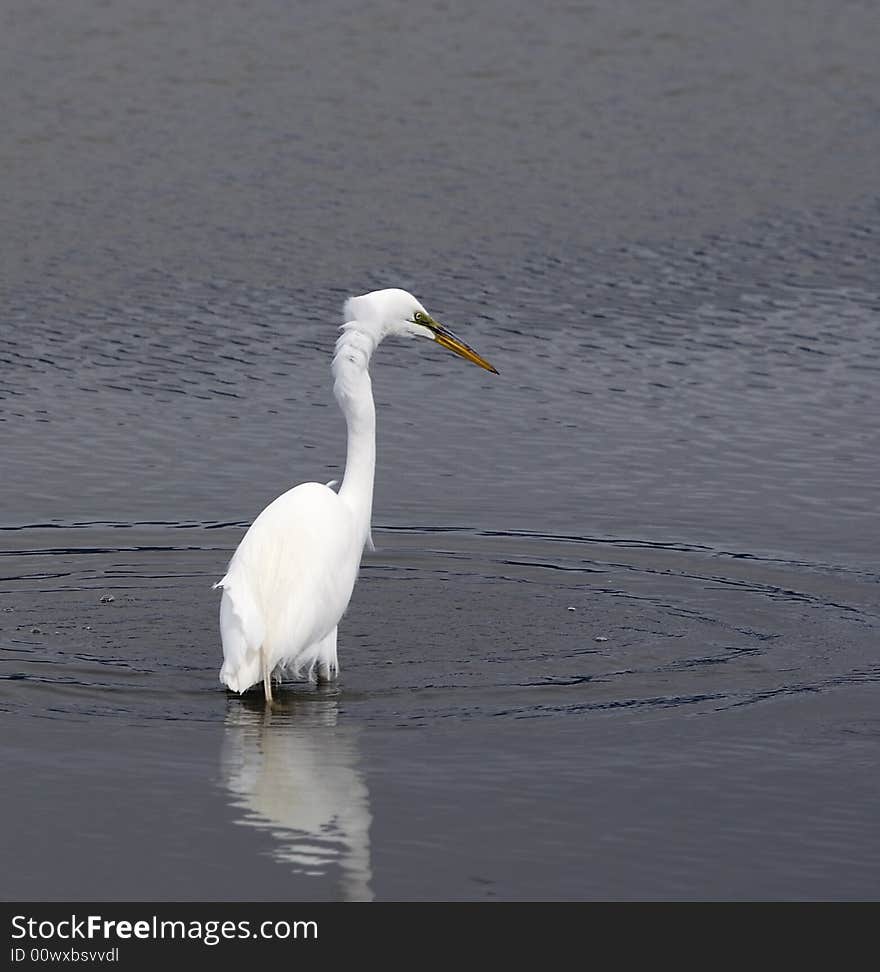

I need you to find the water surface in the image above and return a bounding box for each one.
[1,0,879,901]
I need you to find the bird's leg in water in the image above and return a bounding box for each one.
[262,647,273,704]
[315,627,338,684]
[316,659,334,683]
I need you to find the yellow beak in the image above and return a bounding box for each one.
[433,325,499,374]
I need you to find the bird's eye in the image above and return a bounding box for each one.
[413,312,424,322]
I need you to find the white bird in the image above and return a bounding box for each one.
[215,288,497,701]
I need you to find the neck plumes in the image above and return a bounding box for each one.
[332,322,379,540]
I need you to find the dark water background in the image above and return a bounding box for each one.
[1,0,878,900]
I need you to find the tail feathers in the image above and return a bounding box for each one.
[217,573,266,694]
[275,626,338,683]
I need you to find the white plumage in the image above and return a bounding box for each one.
[217,483,357,689]
[216,288,497,701]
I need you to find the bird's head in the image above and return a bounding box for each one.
[344,288,498,373]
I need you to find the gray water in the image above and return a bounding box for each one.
[1,0,879,901]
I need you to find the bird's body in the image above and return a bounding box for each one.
[216,288,496,700]
[217,483,358,692]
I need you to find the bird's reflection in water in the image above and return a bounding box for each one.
[222,688,373,901]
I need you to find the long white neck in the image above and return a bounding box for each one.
[332,322,379,541]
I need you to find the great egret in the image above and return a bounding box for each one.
[215,288,497,701]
